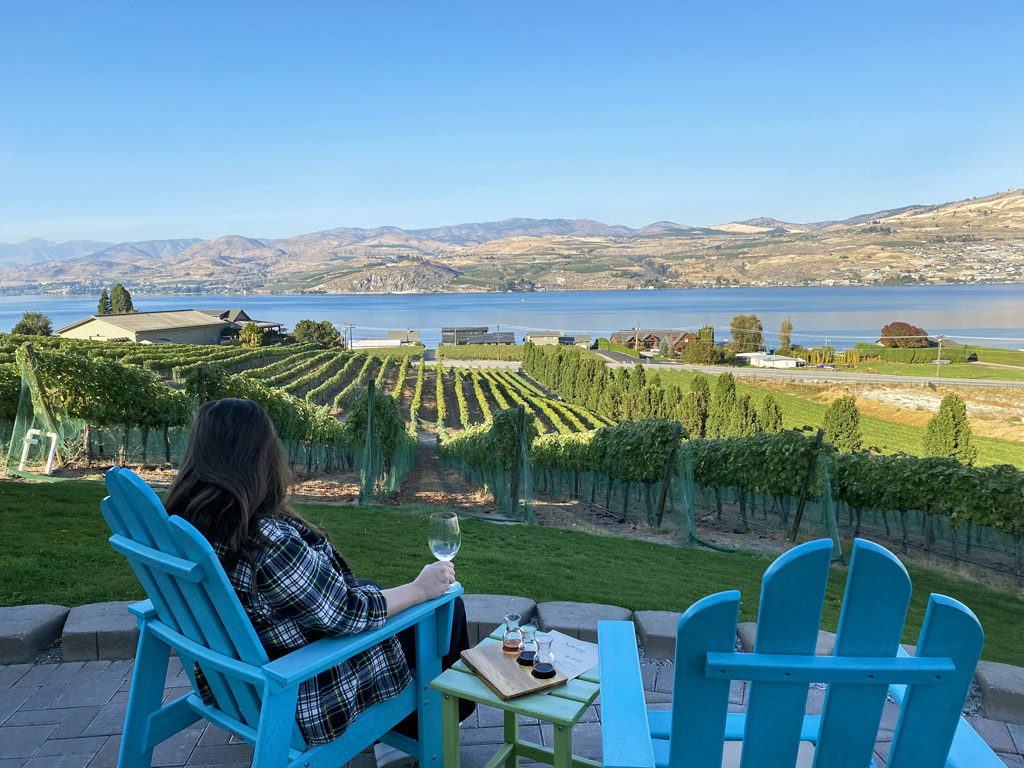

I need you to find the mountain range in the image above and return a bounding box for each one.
[1,190,1021,294]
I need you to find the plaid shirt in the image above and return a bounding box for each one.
[207,516,411,746]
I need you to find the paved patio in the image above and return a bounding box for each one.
[3,656,1024,767]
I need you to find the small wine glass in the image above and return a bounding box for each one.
[428,512,461,593]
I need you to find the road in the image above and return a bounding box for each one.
[590,350,1024,389]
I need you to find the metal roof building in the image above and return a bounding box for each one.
[58,310,233,344]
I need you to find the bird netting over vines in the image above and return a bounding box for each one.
[346,381,417,502]
[439,405,537,521]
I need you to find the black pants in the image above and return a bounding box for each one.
[354,580,476,739]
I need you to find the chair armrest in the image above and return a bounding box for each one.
[598,620,655,768]
[263,586,461,687]
[127,599,157,621]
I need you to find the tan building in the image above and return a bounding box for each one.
[57,310,232,344]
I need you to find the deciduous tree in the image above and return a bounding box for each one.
[729,314,764,353]
[778,316,793,353]
[12,311,52,336]
[880,321,928,348]
[239,322,263,347]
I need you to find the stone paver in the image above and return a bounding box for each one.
[977,661,1024,726]
[535,601,631,643]
[462,594,537,645]
[61,603,139,663]
[632,610,683,660]
[0,605,70,665]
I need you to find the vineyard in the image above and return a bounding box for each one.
[4,333,1024,584]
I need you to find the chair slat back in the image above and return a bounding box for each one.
[812,540,912,768]
[887,595,984,768]
[664,538,985,768]
[739,538,833,768]
[103,468,273,734]
[668,591,740,768]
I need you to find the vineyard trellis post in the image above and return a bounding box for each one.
[654,422,683,527]
[789,428,825,542]
[358,379,376,505]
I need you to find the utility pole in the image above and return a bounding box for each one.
[936,335,943,378]
[497,324,501,361]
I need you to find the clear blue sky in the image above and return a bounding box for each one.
[2,0,1022,243]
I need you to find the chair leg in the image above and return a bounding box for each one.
[252,684,300,768]
[118,626,171,768]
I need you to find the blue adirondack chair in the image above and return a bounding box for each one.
[102,466,460,768]
[599,538,1003,768]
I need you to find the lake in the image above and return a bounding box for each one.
[2,284,1023,350]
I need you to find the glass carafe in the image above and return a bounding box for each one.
[502,613,523,655]
[532,635,556,679]
[517,624,538,666]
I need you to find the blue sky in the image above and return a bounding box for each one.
[1,0,1022,243]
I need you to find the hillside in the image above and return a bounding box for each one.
[1,190,1021,294]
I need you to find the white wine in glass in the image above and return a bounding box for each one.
[428,511,461,562]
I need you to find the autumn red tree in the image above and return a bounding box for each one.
[879,321,929,348]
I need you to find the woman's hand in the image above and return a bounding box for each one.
[414,561,456,601]
[382,561,456,616]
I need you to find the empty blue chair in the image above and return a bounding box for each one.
[599,538,1002,768]
[102,466,459,768]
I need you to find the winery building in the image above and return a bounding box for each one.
[57,309,280,344]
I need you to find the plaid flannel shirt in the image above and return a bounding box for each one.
[206,516,411,746]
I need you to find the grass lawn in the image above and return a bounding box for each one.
[656,369,1024,469]
[845,361,1024,382]
[3,479,1024,666]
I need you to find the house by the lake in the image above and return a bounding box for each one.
[57,308,282,344]
[609,329,697,354]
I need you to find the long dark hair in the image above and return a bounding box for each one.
[164,398,321,561]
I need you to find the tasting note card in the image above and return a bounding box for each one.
[544,630,599,681]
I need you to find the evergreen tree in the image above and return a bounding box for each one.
[697,325,715,344]
[924,393,977,465]
[315,320,340,345]
[11,311,52,336]
[677,391,708,438]
[824,395,863,453]
[778,316,793,353]
[758,392,783,433]
[690,372,711,403]
[97,289,112,315]
[706,372,737,438]
[598,380,622,421]
[728,394,760,437]
[109,283,134,314]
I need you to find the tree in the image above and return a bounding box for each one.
[97,289,112,315]
[293,319,319,343]
[778,316,793,353]
[728,393,760,437]
[109,283,134,314]
[658,338,671,358]
[880,321,928,348]
[685,339,719,365]
[758,392,783,433]
[697,324,714,345]
[239,322,263,347]
[315,320,340,346]
[12,311,53,336]
[824,395,863,453]
[924,393,977,465]
[706,372,737,438]
[729,314,764,353]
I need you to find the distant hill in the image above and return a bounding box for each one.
[2,190,1021,293]
[0,238,113,267]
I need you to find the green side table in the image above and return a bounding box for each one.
[429,631,601,768]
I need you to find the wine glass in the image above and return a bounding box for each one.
[428,512,461,593]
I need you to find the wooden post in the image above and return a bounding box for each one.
[654,423,683,527]
[789,429,825,543]
[17,342,65,468]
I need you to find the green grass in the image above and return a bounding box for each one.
[845,361,1024,382]
[3,480,1024,665]
[657,369,1024,468]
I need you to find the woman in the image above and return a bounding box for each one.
[163,397,473,755]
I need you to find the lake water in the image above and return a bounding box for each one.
[2,284,1023,350]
